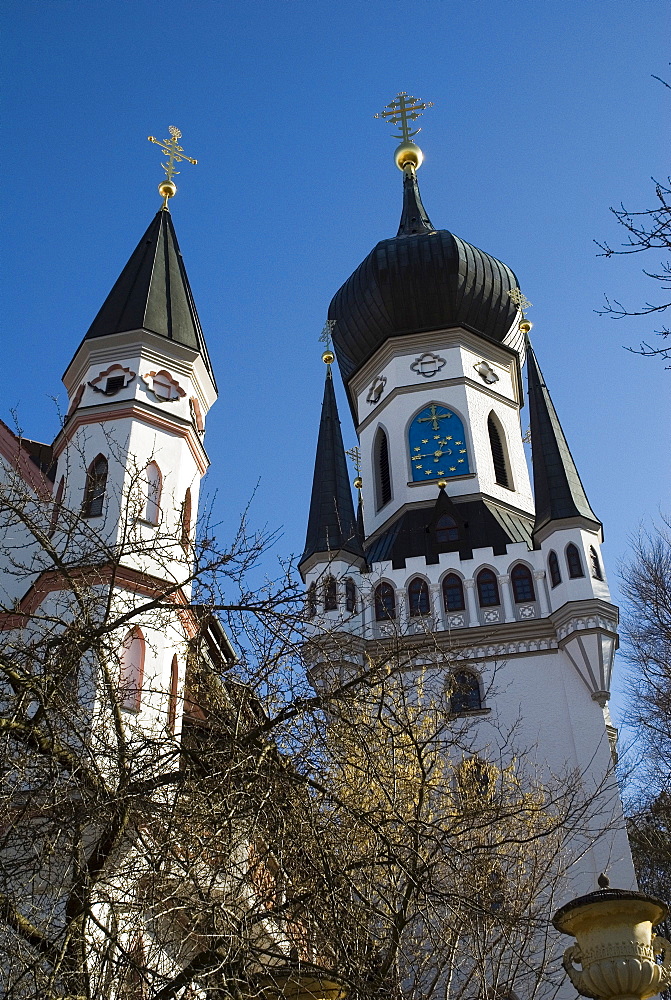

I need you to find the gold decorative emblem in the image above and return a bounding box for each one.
[148,126,198,209]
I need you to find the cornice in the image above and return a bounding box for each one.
[356,374,519,435]
[52,401,210,475]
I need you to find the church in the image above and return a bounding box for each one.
[0,102,636,997]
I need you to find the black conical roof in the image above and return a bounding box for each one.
[299,368,365,573]
[84,210,214,379]
[527,343,600,537]
[329,167,520,386]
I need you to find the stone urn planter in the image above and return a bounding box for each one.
[255,965,347,1000]
[552,875,671,1000]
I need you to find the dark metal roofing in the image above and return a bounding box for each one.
[365,495,533,570]
[299,369,365,572]
[328,170,520,385]
[84,210,214,381]
[527,343,600,536]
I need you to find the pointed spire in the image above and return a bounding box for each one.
[299,368,365,573]
[84,211,214,378]
[397,166,435,236]
[527,343,601,538]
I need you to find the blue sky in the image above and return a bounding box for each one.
[3,0,669,723]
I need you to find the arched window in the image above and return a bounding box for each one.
[83,455,108,518]
[306,583,317,619]
[566,543,584,579]
[180,487,192,551]
[408,578,430,617]
[167,654,179,735]
[510,564,535,603]
[345,578,356,613]
[548,551,561,588]
[590,546,603,581]
[477,569,500,607]
[374,582,396,621]
[375,428,392,509]
[118,628,145,712]
[323,576,337,611]
[450,671,482,714]
[436,514,459,544]
[144,462,162,524]
[487,414,511,488]
[442,573,465,612]
[409,404,470,483]
[48,476,65,537]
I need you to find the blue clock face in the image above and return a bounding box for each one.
[408,404,470,482]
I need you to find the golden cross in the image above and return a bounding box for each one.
[418,404,452,431]
[148,127,197,206]
[374,92,434,142]
[508,287,533,315]
[345,446,361,476]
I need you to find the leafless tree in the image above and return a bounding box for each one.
[0,438,613,1000]
[620,521,671,922]
[595,74,671,365]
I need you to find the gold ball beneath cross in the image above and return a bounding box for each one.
[158,180,177,201]
[322,350,335,365]
[395,141,423,171]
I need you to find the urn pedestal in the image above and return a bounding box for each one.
[552,877,671,1000]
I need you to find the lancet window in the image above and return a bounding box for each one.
[375,428,392,509]
[487,414,511,489]
[477,569,500,607]
[83,454,108,518]
[408,578,430,617]
[345,578,357,613]
[590,546,603,581]
[510,564,535,603]
[548,551,561,588]
[374,582,396,621]
[144,462,162,524]
[118,628,145,712]
[442,573,465,612]
[323,576,337,611]
[566,543,584,579]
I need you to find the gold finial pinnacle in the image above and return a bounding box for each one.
[148,126,198,210]
[508,287,534,333]
[375,92,434,171]
[319,320,336,364]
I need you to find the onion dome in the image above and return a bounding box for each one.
[329,166,522,386]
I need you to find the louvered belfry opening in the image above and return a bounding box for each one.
[377,429,391,508]
[487,415,510,488]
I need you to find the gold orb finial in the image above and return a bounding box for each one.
[375,92,433,172]
[322,349,335,365]
[394,140,424,171]
[519,319,533,334]
[158,180,177,203]
[437,479,448,489]
[353,476,363,490]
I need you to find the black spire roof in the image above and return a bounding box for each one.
[328,167,520,387]
[527,343,600,538]
[84,210,214,379]
[299,368,365,574]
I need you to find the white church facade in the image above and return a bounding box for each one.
[0,109,636,995]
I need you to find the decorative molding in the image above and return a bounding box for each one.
[366,375,387,405]
[141,369,187,402]
[89,363,136,395]
[190,397,205,433]
[473,360,499,384]
[410,352,446,378]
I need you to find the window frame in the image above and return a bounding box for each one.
[442,573,466,612]
[83,454,108,519]
[408,577,431,617]
[566,543,585,579]
[476,568,500,608]
[449,670,483,714]
[510,563,536,603]
[548,550,561,588]
[374,582,396,621]
[118,627,145,713]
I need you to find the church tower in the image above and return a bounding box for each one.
[46,130,219,732]
[299,95,634,893]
